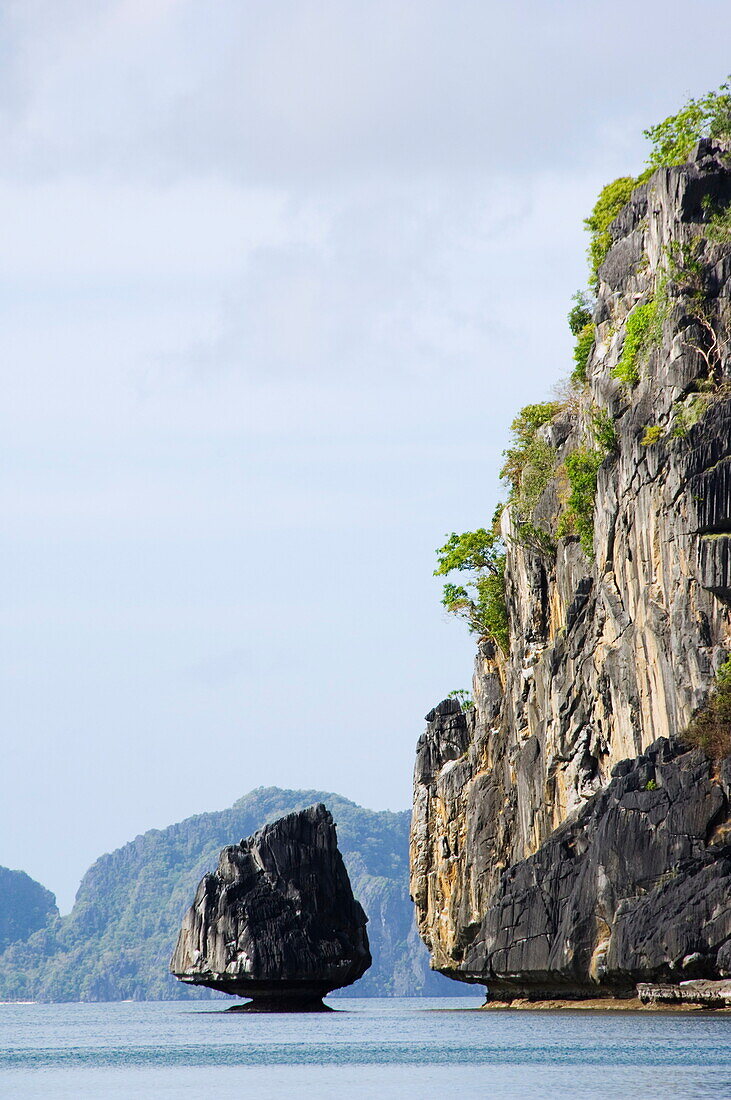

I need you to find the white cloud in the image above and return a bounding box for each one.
[1,0,730,185]
[3,0,731,909]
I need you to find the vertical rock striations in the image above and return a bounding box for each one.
[171,804,371,1009]
[411,140,731,1000]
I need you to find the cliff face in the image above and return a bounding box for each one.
[171,804,371,1007]
[411,140,731,998]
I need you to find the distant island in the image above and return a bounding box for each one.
[0,786,468,1001]
[0,867,58,954]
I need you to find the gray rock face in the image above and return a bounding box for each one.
[171,804,371,1009]
[411,140,731,997]
[460,739,731,998]
[638,980,731,1007]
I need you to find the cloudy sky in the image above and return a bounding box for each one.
[3,0,731,911]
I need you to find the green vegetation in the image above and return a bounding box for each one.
[500,403,559,523]
[435,530,509,651]
[590,407,618,453]
[494,398,613,565]
[662,238,724,384]
[705,196,731,243]
[584,177,637,287]
[671,391,714,437]
[666,238,706,299]
[644,779,659,791]
[572,322,596,384]
[499,402,561,558]
[500,403,561,492]
[641,425,664,446]
[579,79,731,299]
[434,82,731,625]
[513,437,556,513]
[559,449,604,557]
[683,657,731,760]
[0,788,461,1001]
[568,291,593,336]
[612,299,659,385]
[643,80,731,171]
[513,520,556,557]
[0,869,57,954]
[448,689,474,712]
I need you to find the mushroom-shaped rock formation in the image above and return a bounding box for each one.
[170,803,371,1010]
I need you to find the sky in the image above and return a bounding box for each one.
[3,0,731,912]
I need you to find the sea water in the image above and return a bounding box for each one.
[1,997,731,1099]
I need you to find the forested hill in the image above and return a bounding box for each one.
[0,787,466,1001]
[0,867,58,953]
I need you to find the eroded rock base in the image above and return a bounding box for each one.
[482,997,729,1012]
[480,981,731,1011]
[638,980,731,1008]
[227,996,332,1013]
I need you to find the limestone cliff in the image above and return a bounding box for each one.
[411,140,731,999]
[171,804,371,1008]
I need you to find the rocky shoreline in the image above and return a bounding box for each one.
[482,999,730,1013]
[481,979,731,1011]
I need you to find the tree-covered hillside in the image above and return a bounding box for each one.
[0,867,58,953]
[0,788,466,1001]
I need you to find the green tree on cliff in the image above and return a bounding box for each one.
[643,80,731,170]
[434,529,509,652]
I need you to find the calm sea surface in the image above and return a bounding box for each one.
[2,997,731,1099]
